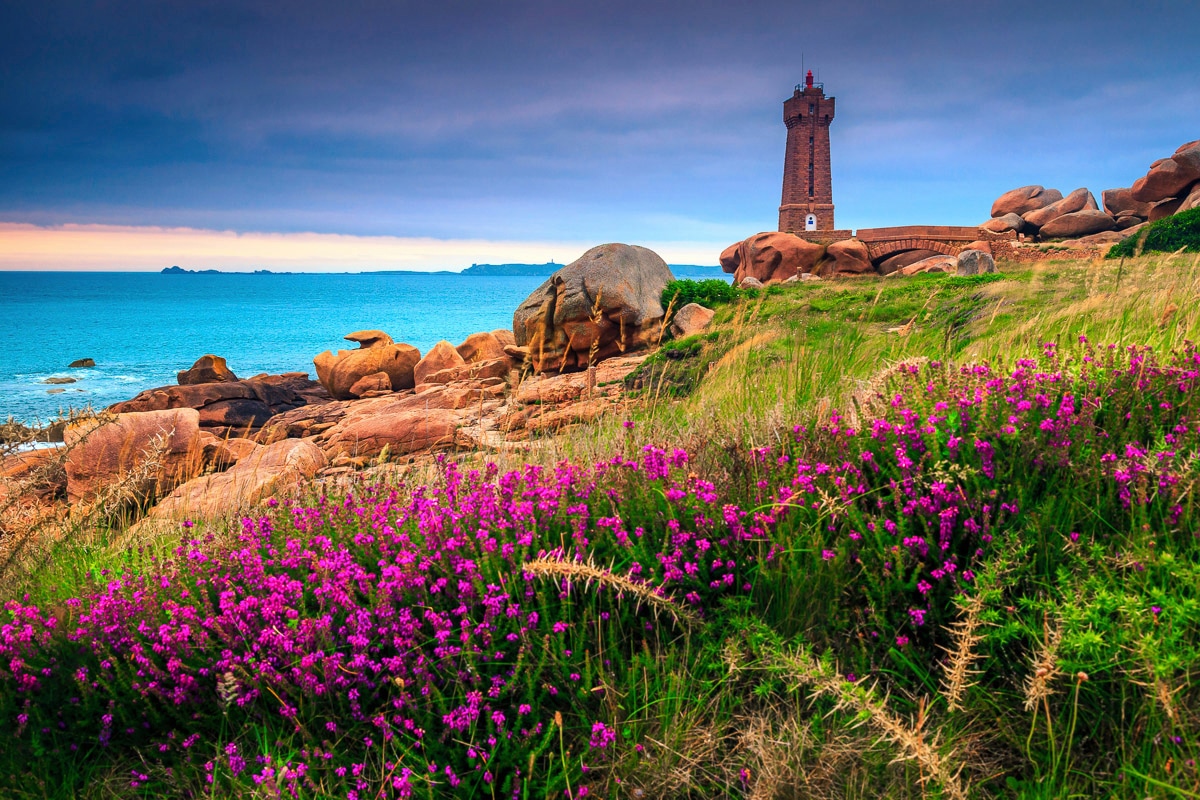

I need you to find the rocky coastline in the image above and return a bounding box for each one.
[0,243,719,535]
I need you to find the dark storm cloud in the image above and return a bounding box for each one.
[2,0,1199,242]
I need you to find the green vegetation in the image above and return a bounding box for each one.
[1108,206,1200,258]
[4,252,1200,798]
[624,331,723,397]
[661,277,742,312]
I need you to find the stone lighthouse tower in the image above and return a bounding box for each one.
[779,71,835,233]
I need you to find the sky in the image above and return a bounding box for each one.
[2,0,1199,271]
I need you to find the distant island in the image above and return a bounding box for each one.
[460,262,561,276]
[162,266,290,275]
[461,262,724,278]
[161,263,726,278]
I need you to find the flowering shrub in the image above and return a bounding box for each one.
[746,339,1200,657]
[0,449,760,796]
[2,338,1199,797]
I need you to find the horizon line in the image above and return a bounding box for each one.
[0,221,731,272]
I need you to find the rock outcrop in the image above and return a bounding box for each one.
[64,409,202,504]
[456,331,510,364]
[892,255,957,276]
[990,186,1063,218]
[1132,141,1200,204]
[1102,187,1153,221]
[512,243,674,373]
[313,331,422,399]
[147,438,326,521]
[108,372,328,436]
[981,213,1025,234]
[0,448,65,502]
[1039,210,1117,239]
[670,303,716,339]
[324,408,460,460]
[1094,144,1200,233]
[821,239,873,275]
[414,340,468,386]
[1148,197,1184,222]
[177,354,238,385]
[1022,188,1096,229]
[195,432,259,470]
[956,249,996,276]
[986,183,1132,242]
[348,372,391,397]
[877,249,943,275]
[1066,230,1129,246]
[720,232,824,284]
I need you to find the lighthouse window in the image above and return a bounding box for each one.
[808,103,814,114]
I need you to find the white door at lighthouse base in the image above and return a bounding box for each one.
[805,214,817,231]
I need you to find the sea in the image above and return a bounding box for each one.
[0,268,726,426]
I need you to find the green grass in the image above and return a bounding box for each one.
[1108,206,1200,258]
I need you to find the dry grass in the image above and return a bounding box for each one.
[523,554,702,629]
[772,649,968,800]
[0,410,118,587]
[1023,613,1062,714]
[941,592,987,715]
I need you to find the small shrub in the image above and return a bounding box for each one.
[662,278,739,311]
[1107,206,1200,258]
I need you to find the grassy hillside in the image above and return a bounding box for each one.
[2,251,1200,799]
[1108,206,1200,258]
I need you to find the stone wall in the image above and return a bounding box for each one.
[790,229,854,245]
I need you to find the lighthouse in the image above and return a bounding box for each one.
[779,70,835,232]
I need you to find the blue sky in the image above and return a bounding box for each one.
[2,0,1198,270]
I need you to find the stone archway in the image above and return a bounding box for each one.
[866,238,961,263]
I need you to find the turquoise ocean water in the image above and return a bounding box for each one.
[0,271,551,425]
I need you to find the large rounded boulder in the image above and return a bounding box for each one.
[413,340,468,385]
[720,231,824,284]
[1039,210,1117,239]
[512,243,674,373]
[956,249,996,276]
[1132,141,1200,204]
[456,331,508,363]
[1102,187,1153,220]
[64,408,202,505]
[313,330,421,399]
[820,239,874,275]
[177,354,238,385]
[1022,188,1096,229]
[990,186,1063,218]
[980,213,1025,234]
